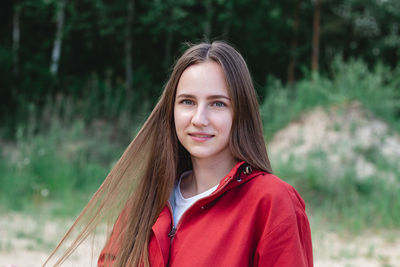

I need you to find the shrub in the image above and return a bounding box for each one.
[261,56,400,138]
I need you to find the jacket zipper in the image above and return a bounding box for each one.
[166,203,176,241]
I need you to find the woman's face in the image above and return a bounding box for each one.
[174,61,234,162]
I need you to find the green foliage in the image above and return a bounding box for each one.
[2,0,400,134]
[261,56,400,138]
[0,108,129,213]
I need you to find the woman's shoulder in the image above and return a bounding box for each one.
[244,171,306,212]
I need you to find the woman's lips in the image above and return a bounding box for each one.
[188,132,214,142]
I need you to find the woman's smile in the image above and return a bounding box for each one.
[188,132,215,142]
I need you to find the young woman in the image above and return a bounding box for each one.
[45,41,313,267]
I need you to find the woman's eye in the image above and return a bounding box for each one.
[182,99,194,105]
[212,101,226,107]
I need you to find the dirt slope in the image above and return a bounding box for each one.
[269,101,400,182]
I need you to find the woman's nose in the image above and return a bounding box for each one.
[191,105,208,127]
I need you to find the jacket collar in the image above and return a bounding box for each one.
[168,161,263,211]
[214,161,263,195]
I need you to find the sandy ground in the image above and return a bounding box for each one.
[313,230,400,267]
[0,212,105,267]
[1,212,399,267]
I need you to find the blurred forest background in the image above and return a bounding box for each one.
[1,1,400,264]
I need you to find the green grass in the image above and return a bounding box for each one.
[0,114,128,215]
[261,56,400,139]
[0,85,151,215]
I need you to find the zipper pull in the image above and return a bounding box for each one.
[168,226,176,238]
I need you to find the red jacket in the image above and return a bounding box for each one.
[98,161,313,267]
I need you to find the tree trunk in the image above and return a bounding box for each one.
[12,1,21,98]
[311,0,321,76]
[164,30,173,69]
[50,0,66,76]
[125,0,135,99]
[203,0,213,41]
[222,8,232,38]
[287,0,301,85]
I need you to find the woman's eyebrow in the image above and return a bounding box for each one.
[176,93,231,100]
[207,95,231,100]
[176,93,194,99]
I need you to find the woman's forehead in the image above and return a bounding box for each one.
[176,61,230,98]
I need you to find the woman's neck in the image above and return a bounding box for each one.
[180,155,237,198]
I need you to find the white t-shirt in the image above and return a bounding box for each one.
[170,171,218,227]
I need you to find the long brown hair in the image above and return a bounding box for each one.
[44,41,271,267]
